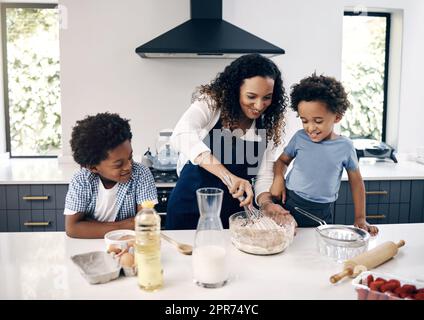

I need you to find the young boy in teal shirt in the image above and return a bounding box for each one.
[271,73,378,235]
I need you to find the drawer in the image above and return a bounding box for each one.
[19,210,57,232]
[365,203,389,224]
[410,180,424,223]
[56,209,65,231]
[2,209,59,232]
[0,186,6,209]
[336,180,412,205]
[5,184,68,210]
[365,181,411,204]
[0,210,7,232]
[333,203,410,225]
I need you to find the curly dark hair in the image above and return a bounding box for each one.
[70,112,132,167]
[194,53,288,146]
[290,73,350,115]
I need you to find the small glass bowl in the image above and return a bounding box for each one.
[315,225,370,262]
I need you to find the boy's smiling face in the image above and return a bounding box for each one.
[298,101,342,142]
[90,139,133,184]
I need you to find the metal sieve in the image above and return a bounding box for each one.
[294,207,370,261]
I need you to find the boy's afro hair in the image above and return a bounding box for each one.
[70,112,132,167]
[290,73,350,115]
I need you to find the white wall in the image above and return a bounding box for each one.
[396,0,424,154]
[59,0,343,160]
[56,0,423,160]
[343,0,424,154]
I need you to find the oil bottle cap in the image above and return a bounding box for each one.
[141,200,155,209]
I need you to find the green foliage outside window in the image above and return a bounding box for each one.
[341,15,387,141]
[5,7,61,156]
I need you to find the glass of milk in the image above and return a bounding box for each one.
[193,188,229,288]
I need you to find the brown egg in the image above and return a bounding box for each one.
[120,252,135,267]
[127,240,135,247]
[107,244,122,254]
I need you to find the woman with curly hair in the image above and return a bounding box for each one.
[166,53,295,230]
[269,73,378,235]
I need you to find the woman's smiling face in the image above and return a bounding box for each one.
[239,76,275,120]
[298,101,342,142]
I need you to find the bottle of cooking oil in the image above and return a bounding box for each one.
[135,200,163,291]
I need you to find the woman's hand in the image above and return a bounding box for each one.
[270,176,286,203]
[222,173,254,207]
[354,218,379,236]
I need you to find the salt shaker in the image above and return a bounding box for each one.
[192,187,229,288]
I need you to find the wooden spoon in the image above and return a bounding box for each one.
[161,233,193,255]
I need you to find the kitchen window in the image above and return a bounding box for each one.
[341,11,391,142]
[1,3,61,157]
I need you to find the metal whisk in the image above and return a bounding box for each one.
[221,173,278,230]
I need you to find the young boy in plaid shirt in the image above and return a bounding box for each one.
[64,112,157,238]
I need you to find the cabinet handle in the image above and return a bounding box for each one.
[366,215,386,219]
[365,191,388,195]
[24,221,51,227]
[22,196,49,201]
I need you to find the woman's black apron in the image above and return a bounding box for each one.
[166,119,263,230]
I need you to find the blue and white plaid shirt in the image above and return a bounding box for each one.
[64,162,157,221]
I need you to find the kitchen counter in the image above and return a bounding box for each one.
[1,157,424,185]
[0,158,175,187]
[1,223,423,299]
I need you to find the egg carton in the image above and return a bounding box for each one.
[71,251,121,285]
[71,250,138,285]
[109,247,137,277]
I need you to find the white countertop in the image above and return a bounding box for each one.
[1,157,424,184]
[0,158,175,187]
[0,224,423,300]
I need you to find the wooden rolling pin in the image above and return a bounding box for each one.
[330,240,405,284]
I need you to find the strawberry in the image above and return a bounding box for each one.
[400,284,417,294]
[386,279,401,289]
[399,292,414,299]
[369,280,386,292]
[366,274,374,287]
[414,293,424,300]
[381,282,400,293]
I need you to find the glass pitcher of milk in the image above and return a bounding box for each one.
[192,187,229,288]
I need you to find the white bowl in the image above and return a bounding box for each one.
[104,229,135,253]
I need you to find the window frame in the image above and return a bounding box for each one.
[343,11,391,142]
[1,2,59,158]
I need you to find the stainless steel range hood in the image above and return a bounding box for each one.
[135,0,285,58]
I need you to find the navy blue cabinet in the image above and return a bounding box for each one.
[0,184,68,232]
[334,180,424,224]
[410,180,424,223]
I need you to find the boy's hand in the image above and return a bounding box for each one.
[270,176,286,203]
[354,218,379,236]
[261,202,297,230]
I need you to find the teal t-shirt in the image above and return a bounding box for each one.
[284,129,359,203]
